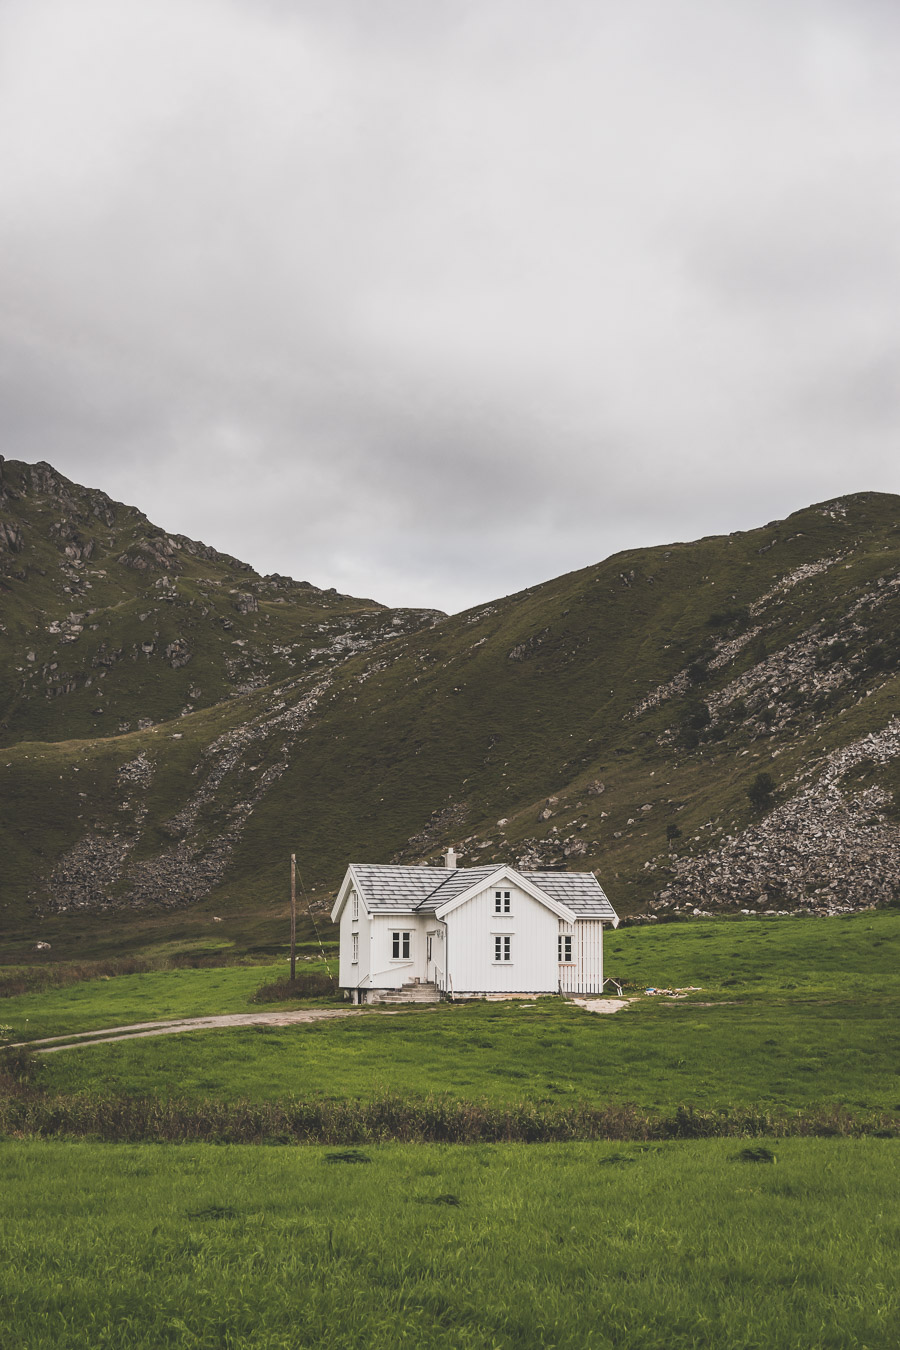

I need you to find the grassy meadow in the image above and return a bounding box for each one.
[1,912,895,1120]
[1,959,327,1042]
[0,1138,897,1350]
[27,991,894,1118]
[3,913,897,1346]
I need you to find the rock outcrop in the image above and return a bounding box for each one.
[39,677,332,915]
[653,721,900,914]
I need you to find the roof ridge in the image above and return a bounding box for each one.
[413,868,463,910]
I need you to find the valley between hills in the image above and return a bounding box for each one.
[1,454,899,961]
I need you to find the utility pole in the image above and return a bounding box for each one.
[290,852,297,982]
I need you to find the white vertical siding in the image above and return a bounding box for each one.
[340,907,441,992]
[427,923,447,992]
[446,883,559,993]
[367,914,429,989]
[338,890,371,991]
[558,919,605,994]
[557,919,575,994]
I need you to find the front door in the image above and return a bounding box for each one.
[426,934,433,981]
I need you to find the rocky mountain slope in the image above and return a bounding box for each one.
[2,459,899,960]
[0,456,441,745]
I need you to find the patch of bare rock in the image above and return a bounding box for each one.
[653,720,900,915]
[35,678,333,915]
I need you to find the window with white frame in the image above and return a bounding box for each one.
[494,935,512,963]
[494,889,511,914]
[351,891,359,921]
[351,932,359,964]
[391,931,411,960]
[558,934,573,963]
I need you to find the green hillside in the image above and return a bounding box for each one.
[0,456,440,744]
[2,458,899,961]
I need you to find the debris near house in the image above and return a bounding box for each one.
[643,986,702,998]
[568,997,630,1014]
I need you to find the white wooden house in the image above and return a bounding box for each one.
[331,850,619,1002]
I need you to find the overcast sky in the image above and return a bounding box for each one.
[1,0,899,612]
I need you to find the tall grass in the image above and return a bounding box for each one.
[0,1091,894,1144]
[1,1139,897,1349]
[0,952,240,998]
[250,971,337,1003]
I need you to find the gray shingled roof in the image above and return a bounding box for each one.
[348,864,617,921]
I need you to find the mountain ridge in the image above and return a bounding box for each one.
[2,459,899,960]
[0,454,442,745]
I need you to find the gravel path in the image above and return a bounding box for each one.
[16,994,629,1054]
[16,1007,395,1053]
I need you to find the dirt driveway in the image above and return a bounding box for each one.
[17,1008,381,1053]
[16,993,631,1054]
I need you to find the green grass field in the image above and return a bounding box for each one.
[2,914,898,1347]
[1,961,312,1041]
[28,990,895,1116]
[1,1139,897,1350]
[4,913,896,1119]
[601,909,900,997]
[6,910,896,1038]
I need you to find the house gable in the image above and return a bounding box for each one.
[434,866,577,923]
[330,866,376,924]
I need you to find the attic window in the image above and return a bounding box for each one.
[351,891,359,921]
[494,890,511,914]
[558,934,573,963]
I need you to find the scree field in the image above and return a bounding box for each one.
[2,913,898,1348]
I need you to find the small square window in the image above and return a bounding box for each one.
[558,934,572,963]
[493,890,511,914]
[494,935,512,962]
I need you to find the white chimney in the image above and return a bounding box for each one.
[443,846,458,869]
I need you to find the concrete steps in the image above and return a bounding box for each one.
[378,981,440,1004]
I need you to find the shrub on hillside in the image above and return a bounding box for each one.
[677,699,711,748]
[251,971,337,1003]
[0,1025,40,1091]
[747,771,777,812]
[706,606,750,632]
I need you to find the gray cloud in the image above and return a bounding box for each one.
[1,0,898,611]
